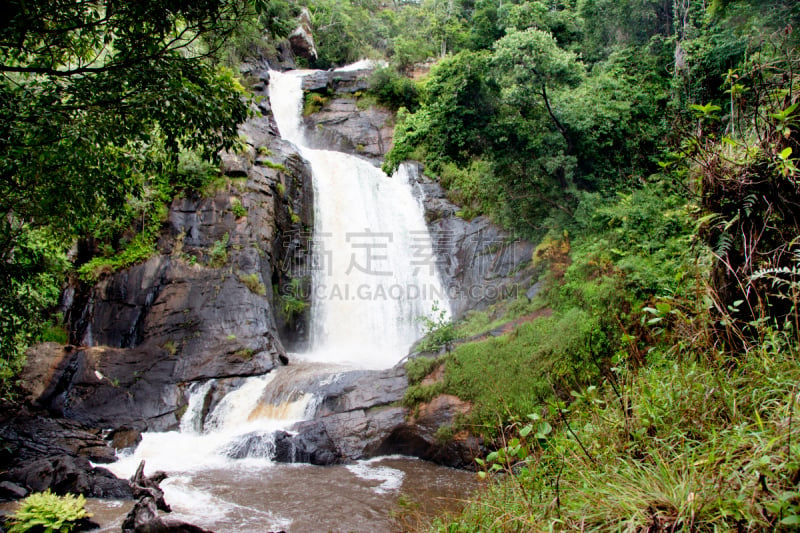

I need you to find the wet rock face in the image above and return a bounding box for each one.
[305,98,394,162]
[301,66,394,163]
[53,74,314,432]
[267,365,482,469]
[301,68,373,94]
[0,403,132,499]
[409,165,537,318]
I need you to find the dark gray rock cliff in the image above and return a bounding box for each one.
[301,66,394,163]
[409,164,537,318]
[45,72,315,432]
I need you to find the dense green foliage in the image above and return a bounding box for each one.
[366,0,800,530]
[0,0,294,394]
[431,339,800,531]
[8,490,90,533]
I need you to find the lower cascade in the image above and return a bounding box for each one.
[104,64,462,532]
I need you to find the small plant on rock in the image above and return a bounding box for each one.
[207,233,229,268]
[239,272,267,295]
[8,490,91,533]
[416,301,455,353]
[230,198,247,218]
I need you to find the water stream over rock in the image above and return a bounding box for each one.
[100,65,471,532]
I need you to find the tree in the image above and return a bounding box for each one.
[384,50,499,173]
[492,28,583,156]
[0,0,263,389]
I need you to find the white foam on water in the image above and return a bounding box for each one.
[346,461,406,495]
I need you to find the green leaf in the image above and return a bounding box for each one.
[535,422,552,439]
[781,515,800,526]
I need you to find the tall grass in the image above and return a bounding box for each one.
[429,329,800,532]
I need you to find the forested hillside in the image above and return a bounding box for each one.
[3,0,800,530]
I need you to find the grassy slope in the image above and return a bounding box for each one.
[429,334,800,531]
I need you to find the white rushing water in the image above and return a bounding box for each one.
[269,68,448,368]
[105,65,453,531]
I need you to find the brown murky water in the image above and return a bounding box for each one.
[0,457,478,533]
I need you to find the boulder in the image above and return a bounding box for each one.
[300,66,373,94]
[378,395,484,468]
[9,455,131,499]
[0,481,28,500]
[0,403,118,466]
[273,426,339,466]
[263,364,482,468]
[303,98,394,160]
[108,426,143,451]
[288,8,317,60]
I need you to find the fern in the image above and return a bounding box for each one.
[715,232,734,257]
[8,490,91,533]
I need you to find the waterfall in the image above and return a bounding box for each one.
[109,64,450,482]
[269,69,449,369]
[180,379,215,433]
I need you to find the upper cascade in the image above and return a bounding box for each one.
[268,68,450,369]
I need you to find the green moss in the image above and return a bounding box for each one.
[238,272,266,295]
[437,309,598,438]
[262,159,288,172]
[234,347,255,360]
[406,355,441,384]
[402,381,445,408]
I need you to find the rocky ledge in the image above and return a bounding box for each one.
[220,363,484,469]
[301,65,395,163]
[0,401,131,500]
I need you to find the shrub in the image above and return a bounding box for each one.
[8,490,91,533]
[207,233,229,268]
[303,92,330,116]
[230,198,247,218]
[368,66,420,112]
[416,301,456,353]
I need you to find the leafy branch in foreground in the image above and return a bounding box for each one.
[0,0,274,386]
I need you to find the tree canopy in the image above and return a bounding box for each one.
[0,0,270,384]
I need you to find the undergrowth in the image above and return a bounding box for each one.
[431,331,800,531]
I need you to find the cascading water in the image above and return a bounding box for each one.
[269,69,448,368]
[102,65,461,533]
